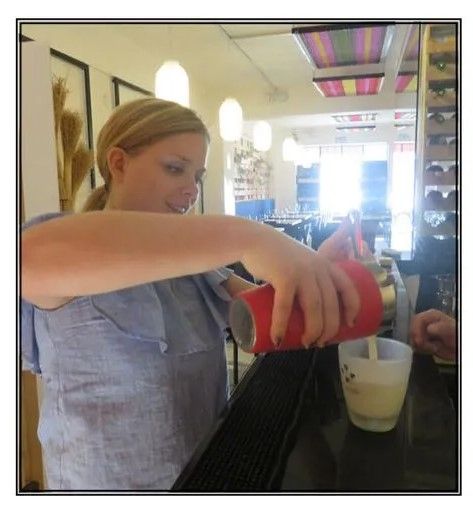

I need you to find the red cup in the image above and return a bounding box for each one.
[229,259,384,353]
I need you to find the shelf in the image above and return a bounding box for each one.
[423,195,456,211]
[427,63,456,82]
[418,224,456,237]
[426,90,456,109]
[425,144,456,161]
[428,36,455,54]
[424,206,457,213]
[425,184,457,192]
[426,118,456,136]
[427,105,456,114]
[424,170,457,186]
[414,24,458,262]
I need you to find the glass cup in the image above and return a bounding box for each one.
[338,337,413,432]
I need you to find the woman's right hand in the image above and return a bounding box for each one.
[241,225,360,349]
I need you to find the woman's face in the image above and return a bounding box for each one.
[107,132,208,214]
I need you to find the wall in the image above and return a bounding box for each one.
[21,39,62,490]
[268,127,297,212]
[21,24,228,215]
[21,41,60,219]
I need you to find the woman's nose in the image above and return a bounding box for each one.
[181,178,199,202]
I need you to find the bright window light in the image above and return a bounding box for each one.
[390,145,415,252]
[320,152,361,216]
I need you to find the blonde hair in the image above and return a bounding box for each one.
[83,98,210,211]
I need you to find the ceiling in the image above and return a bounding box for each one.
[22,21,419,144]
[116,22,418,141]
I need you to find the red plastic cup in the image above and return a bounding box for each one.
[228,259,384,353]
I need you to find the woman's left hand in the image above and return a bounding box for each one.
[318,218,373,262]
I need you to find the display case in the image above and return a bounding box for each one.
[233,137,272,202]
[414,23,458,243]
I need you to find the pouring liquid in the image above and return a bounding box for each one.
[367,334,378,360]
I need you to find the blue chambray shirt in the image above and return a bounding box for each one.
[21,213,233,490]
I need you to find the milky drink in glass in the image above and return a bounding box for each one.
[338,337,413,432]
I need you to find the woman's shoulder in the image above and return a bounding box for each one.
[21,211,70,231]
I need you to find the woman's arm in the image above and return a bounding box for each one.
[22,210,260,303]
[22,209,360,347]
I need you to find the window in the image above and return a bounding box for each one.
[320,151,362,216]
[390,142,416,252]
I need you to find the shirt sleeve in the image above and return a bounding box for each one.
[21,300,41,373]
[21,212,67,374]
[201,267,233,302]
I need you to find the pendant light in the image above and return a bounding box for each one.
[253,121,272,152]
[282,136,298,161]
[155,60,189,107]
[219,98,243,142]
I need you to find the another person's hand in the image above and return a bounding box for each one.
[410,309,456,361]
[318,218,373,262]
[241,225,361,349]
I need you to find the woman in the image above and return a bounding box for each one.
[21,98,360,490]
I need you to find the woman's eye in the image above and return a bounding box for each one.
[166,164,184,173]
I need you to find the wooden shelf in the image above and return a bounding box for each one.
[423,197,456,211]
[424,170,457,186]
[428,104,456,114]
[426,90,456,109]
[414,24,458,261]
[428,36,455,54]
[425,144,456,161]
[427,63,456,82]
[418,224,456,237]
[426,118,456,136]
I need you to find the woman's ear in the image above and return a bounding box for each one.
[106,147,128,183]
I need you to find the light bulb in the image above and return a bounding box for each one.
[155,61,189,107]
[219,98,243,142]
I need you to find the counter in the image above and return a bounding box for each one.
[172,263,458,493]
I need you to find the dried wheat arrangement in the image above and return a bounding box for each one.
[52,76,94,211]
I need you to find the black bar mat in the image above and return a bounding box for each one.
[172,349,317,492]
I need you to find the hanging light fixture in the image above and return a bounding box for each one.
[253,121,272,152]
[219,98,243,142]
[155,60,190,107]
[282,136,298,161]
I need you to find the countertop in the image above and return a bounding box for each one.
[172,262,458,492]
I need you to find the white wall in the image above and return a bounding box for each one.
[21,41,60,220]
[22,24,231,215]
[268,128,297,212]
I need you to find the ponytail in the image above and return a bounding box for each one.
[82,184,108,212]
